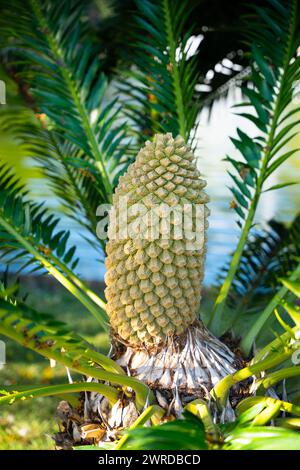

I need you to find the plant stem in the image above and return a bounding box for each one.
[185,399,219,441]
[47,253,107,312]
[209,209,255,332]
[49,131,106,251]
[115,405,164,449]
[211,350,292,408]
[251,327,296,364]
[0,215,109,330]
[252,402,282,426]
[237,396,300,418]
[257,366,300,390]
[209,4,297,331]
[0,382,118,407]
[0,316,151,410]
[29,0,113,200]
[240,262,300,355]
[162,0,186,140]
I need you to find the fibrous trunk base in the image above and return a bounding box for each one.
[54,322,244,448]
[113,321,242,417]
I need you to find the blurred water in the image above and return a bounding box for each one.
[4,91,300,286]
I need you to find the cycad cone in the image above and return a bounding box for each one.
[105,133,237,400]
[105,133,208,347]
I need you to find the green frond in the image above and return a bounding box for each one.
[0,298,150,409]
[222,424,300,450]
[116,402,300,450]
[118,0,200,144]
[1,0,130,201]
[1,108,106,252]
[0,294,117,372]
[0,164,78,272]
[119,411,208,450]
[213,282,300,404]
[221,401,300,449]
[241,267,300,354]
[228,0,300,225]
[0,382,118,407]
[0,163,108,328]
[256,366,300,391]
[216,215,300,329]
[222,401,300,449]
[236,396,300,422]
[210,0,300,330]
[211,344,294,409]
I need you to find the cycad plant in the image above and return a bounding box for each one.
[0,0,300,450]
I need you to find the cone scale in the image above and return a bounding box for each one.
[105,134,238,407]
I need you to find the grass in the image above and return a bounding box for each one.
[0,275,108,450]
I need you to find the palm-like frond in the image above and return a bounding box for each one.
[0,382,118,407]
[1,108,106,251]
[118,0,201,145]
[117,405,300,450]
[121,412,208,450]
[241,269,300,354]
[0,296,120,374]
[227,0,300,225]
[0,298,149,408]
[0,164,108,328]
[222,424,300,450]
[210,0,300,329]
[1,0,129,202]
[212,289,300,407]
[88,0,249,95]
[218,214,300,320]
[0,164,78,273]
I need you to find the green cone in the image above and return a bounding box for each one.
[105,133,209,348]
